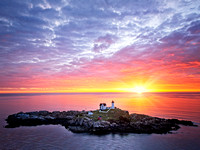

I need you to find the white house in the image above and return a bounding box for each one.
[99,101,115,110]
[99,103,107,110]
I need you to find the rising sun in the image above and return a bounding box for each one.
[132,86,148,94]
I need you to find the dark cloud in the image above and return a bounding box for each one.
[93,34,117,52]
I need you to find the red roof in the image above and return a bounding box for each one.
[99,103,106,106]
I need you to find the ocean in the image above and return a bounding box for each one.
[0,92,200,150]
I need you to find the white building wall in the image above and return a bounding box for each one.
[100,104,107,110]
[111,102,114,109]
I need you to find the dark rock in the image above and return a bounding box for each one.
[167,119,196,126]
[38,111,49,116]
[83,120,94,128]
[68,126,88,133]
[44,115,55,120]
[65,116,74,120]
[27,111,39,116]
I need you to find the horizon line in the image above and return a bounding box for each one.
[0,91,200,95]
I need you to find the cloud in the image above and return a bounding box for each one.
[93,34,117,52]
[0,0,200,91]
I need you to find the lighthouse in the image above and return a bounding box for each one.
[111,101,115,109]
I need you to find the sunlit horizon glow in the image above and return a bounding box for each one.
[0,0,200,93]
[132,86,149,94]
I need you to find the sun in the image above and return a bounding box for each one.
[132,86,148,94]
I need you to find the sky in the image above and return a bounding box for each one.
[0,0,200,93]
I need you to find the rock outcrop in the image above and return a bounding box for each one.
[5,109,197,134]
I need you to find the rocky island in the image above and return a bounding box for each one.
[5,108,197,134]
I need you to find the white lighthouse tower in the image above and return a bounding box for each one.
[111,100,115,109]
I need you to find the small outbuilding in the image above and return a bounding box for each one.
[88,111,93,115]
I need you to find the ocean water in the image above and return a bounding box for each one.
[0,92,200,150]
